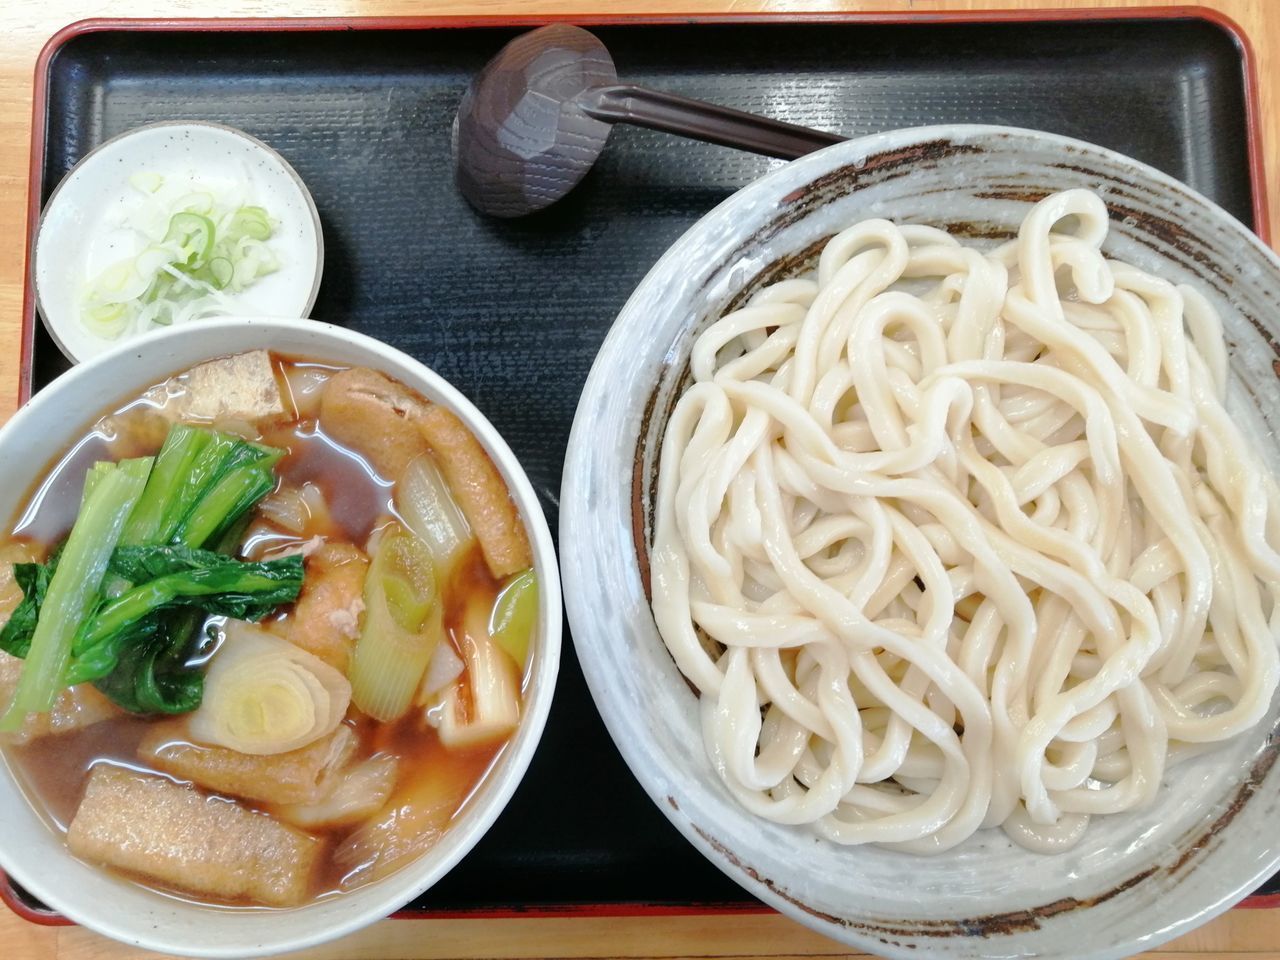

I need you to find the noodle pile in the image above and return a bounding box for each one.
[650,189,1280,853]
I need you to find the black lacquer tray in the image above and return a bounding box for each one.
[10,12,1276,921]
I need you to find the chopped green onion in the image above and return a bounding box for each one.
[91,260,150,305]
[83,302,129,338]
[207,257,233,289]
[175,192,214,215]
[229,206,273,241]
[128,172,163,194]
[80,179,281,342]
[135,245,174,279]
[164,212,216,269]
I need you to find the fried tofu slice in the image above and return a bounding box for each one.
[0,652,122,746]
[270,755,397,831]
[68,765,322,907]
[415,405,532,578]
[318,366,532,578]
[334,756,478,888]
[92,351,287,456]
[282,542,369,674]
[167,349,287,424]
[138,721,358,805]
[318,367,430,479]
[101,350,287,449]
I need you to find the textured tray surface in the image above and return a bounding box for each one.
[22,17,1268,912]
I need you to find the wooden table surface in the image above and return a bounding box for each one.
[2,0,1279,958]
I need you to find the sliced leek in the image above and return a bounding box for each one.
[349,521,443,722]
[417,638,464,705]
[437,593,521,750]
[188,620,351,755]
[490,569,537,666]
[395,454,473,580]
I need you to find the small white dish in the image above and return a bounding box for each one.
[32,122,324,364]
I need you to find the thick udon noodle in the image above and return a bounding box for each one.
[650,189,1280,853]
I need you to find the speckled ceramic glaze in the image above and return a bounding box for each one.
[0,318,561,958]
[560,125,1280,959]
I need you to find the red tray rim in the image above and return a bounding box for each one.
[7,4,1275,928]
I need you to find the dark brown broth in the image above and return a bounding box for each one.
[260,420,394,545]
[10,717,154,831]
[2,353,524,907]
[317,710,504,894]
[11,434,113,545]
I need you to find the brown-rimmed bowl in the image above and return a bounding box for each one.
[559,125,1280,959]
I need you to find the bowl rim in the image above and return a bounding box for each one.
[31,120,326,365]
[0,316,562,957]
[560,122,1280,959]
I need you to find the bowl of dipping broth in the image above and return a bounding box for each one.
[0,316,559,957]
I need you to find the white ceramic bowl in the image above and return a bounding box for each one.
[0,317,561,958]
[560,125,1280,959]
[33,122,324,364]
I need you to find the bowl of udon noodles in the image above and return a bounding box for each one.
[560,124,1280,959]
[0,317,560,957]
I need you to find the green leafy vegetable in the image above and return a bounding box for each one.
[4,545,301,700]
[172,444,281,549]
[129,429,279,550]
[102,546,300,619]
[81,462,117,506]
[0,563,53,660]
[123,423,213,546]
[0,457,152,731]
[82,545,295,644]
[90,612,204,715]
[0,423,298,722]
